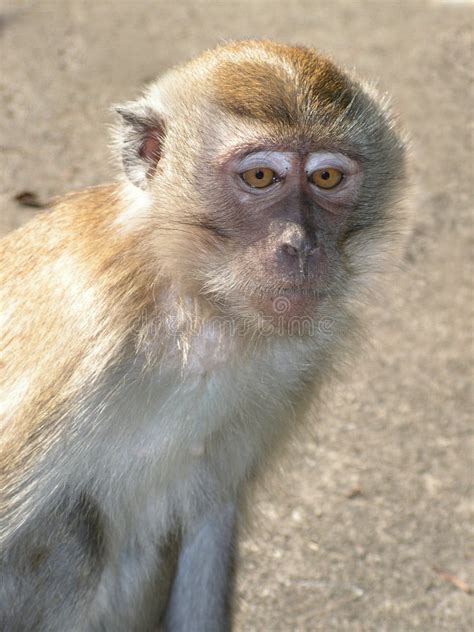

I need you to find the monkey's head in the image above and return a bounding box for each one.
[115,41,406,330]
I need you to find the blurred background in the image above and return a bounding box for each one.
[0,1,472,630]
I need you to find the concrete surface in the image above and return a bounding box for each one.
[0,1,472,630]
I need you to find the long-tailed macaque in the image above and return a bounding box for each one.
[0,41,406,631]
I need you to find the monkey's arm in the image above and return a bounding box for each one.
[163,501,237,632]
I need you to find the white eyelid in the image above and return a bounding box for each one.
[236,151,293,175]
[305,152,360,175]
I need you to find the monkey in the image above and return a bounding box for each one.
[0,40,406,631]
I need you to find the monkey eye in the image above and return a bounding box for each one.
[310,168,343,190]
[241,167,277,189]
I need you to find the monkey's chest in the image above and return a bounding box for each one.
[89,337,313,620]
[101,336,312,526]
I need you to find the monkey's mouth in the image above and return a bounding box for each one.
[249,286,324,322]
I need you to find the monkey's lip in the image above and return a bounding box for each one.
[271,282,325,299]
[276,285,319,295]
[251,286,323,320]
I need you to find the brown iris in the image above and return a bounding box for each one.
[310,168,343,189]
[241,167,275,188]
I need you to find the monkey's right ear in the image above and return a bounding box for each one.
[115,102,166,190]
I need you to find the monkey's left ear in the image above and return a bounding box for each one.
[115,101,166,190]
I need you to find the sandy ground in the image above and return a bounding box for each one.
[0,1,472,630]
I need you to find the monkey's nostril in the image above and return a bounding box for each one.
[281,243,299,258]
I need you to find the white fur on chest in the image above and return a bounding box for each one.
[90,327,313,531]
[84,327,318,623]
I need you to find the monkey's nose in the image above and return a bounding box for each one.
[276,224,318,276]
[279,242,317,275]
[280,241,317,260]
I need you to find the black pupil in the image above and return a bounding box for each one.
[255,170,265,179]
[321,171,331,180]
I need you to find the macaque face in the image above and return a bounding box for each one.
[219,148,363,316]
[188,141,364,322]
[119,43,405,327]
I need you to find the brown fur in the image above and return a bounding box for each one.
[0,185,159,523]
[213,41,352,124]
